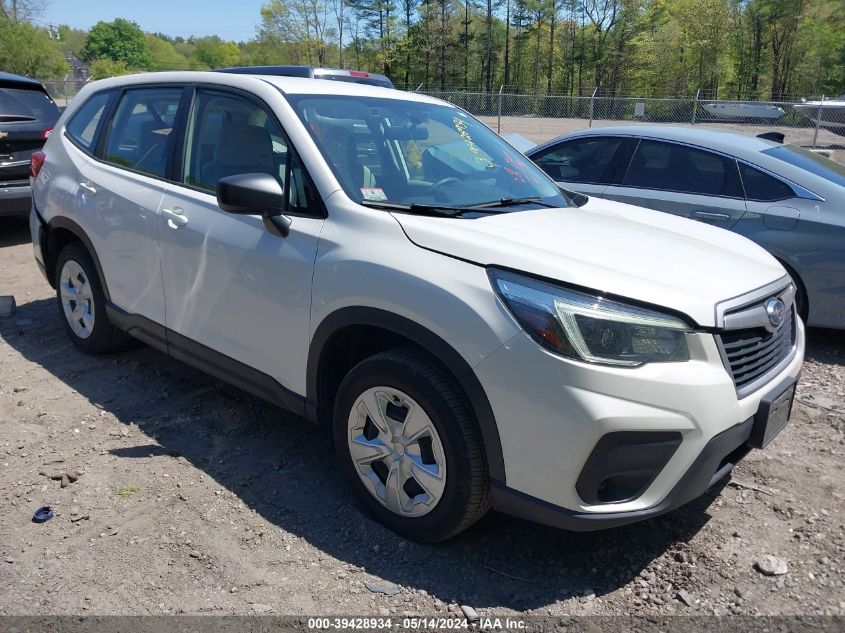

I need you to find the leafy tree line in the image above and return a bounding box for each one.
[0,0,67,77]
[2,0,842,100]
[254,0,843,99]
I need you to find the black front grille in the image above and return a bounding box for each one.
[717,307,796,393]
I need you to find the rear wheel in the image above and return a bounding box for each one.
[334,349,490,542]
[779,260,808,322]
[55,243,131,354]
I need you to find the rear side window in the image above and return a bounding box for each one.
[532,137,623,184]
[623,140,743,197]
[104,88,182,178]
[65,92,111,151]
[739,163,795,201]
[0,86,60,122]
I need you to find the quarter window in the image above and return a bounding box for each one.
[104,88,182,178]
[738,163,796,201]
[65,91,110,151]
[623,140,743,197]
[532,137,623,184]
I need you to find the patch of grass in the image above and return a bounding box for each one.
[115,486,140,498]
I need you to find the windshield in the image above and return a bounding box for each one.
[285,94,569,210]
[762,145,845,189]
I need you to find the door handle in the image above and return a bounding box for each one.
[79,182,97,195]
[692,211,731,221]
[162,207,188,228]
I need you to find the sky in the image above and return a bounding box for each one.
[39,0,267,40]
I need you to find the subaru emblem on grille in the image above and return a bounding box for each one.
[765,298,786,330]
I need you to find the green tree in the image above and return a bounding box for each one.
[0,18,68,77]
[81,18,152,69]
[56,25,88,56]
[88,57,130,79]
[192,36,242,69]
[147,34,189,70]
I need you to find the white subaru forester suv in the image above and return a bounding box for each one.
[30,72,804,542]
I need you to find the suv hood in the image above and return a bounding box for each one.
[393,197,786,327]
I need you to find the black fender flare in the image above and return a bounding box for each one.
[44,216,111,302]
[307,306,506,484]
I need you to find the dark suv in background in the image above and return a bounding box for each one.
[1,72,61,216]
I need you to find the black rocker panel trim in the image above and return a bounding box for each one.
[105,303,306,417]
[307,306,506,483]
[105,303,168,352]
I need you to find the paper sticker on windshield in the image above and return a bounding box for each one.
[360,187,387,201]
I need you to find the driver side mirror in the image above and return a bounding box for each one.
[216,173,292,237]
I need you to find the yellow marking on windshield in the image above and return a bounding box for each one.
[453,117,495,168]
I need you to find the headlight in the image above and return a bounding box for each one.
[489,268,692,366]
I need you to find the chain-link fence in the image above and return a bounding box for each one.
[39,79,89,108]
[419,89,845,151]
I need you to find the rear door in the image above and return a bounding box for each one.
[528,136,627,198]
[77,85,184,325]
[0,81,60,190]
[602,139,747,228]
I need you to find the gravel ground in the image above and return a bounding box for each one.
[0,216,843,617]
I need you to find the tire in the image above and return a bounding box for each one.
[778,259,808,323]
[333,348,490,542]
[54,242,131,354]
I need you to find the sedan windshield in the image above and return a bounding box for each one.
[285,94,569,210]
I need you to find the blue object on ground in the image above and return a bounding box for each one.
[32,506,54,523]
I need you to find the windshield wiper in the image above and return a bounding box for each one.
[462,196,560,209]
[359,199,464,217]
[359,197,558,218]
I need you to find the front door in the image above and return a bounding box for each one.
[530,136,627,198]
[157,88,325,397]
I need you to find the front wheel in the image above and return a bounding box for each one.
[333,349,490,542]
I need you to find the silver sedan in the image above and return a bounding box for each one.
[523,125,845,329]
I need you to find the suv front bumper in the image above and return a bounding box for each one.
[475,319,804,530]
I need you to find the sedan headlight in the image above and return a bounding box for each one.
[489,268,692,366]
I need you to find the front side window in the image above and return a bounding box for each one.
[532,137,623,184]
[623,140,743,197]
[738,163,796,201]
[183,90,318,214]
[104,87,182,178]
[65,91,110,151]
[286,94,569,210]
